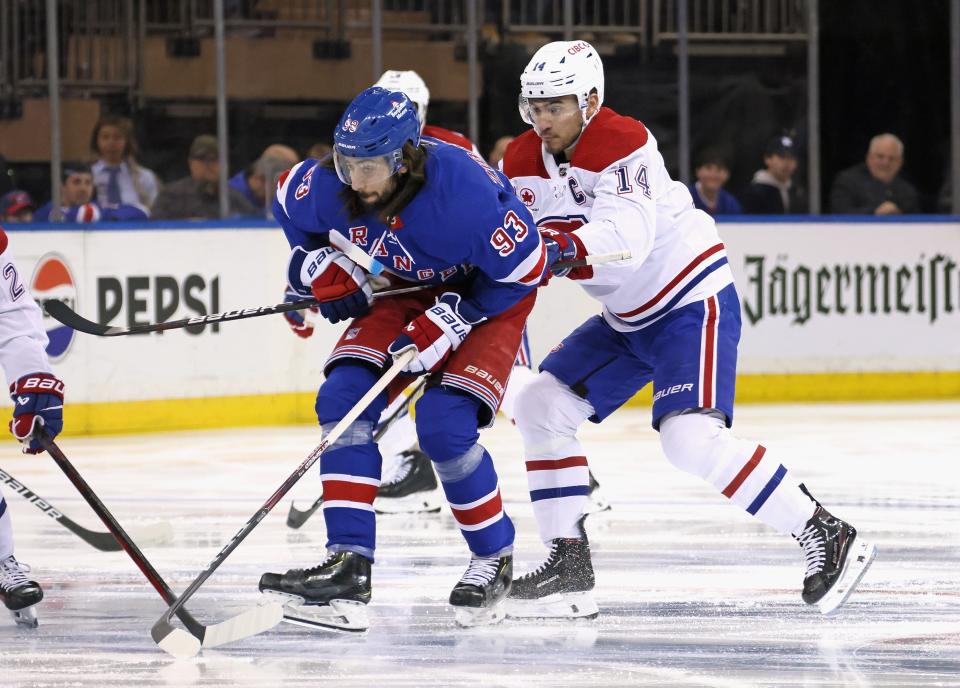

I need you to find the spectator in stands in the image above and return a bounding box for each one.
[307,142,332,160]
[0,191,36,223]
[90,114,160,216]
[829,133,920,214]
[741,135,806,214]
[488,135,515,168]
[151,135,256,220]
[229,144,299,212]
[688,148,741,216]
[34,164,147,223]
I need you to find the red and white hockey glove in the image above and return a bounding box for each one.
[282,287,318,339]
[287,246,373,324]
[388,293,483,374]
[539,227,593,282]
[9,373,64,454]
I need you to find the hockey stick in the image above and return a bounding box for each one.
[43,284,427,338]
[0,465,172,551]
[34,437,207,641]
[150,349,416,658]
[553,250,632,272]
[285,375,429,529]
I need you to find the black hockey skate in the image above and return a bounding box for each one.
[507,518,598,619]
[259,551,372,631]
[1,555,43,628]
[375,447,442,514]
[449,554,512,627]
[796,504,876,615]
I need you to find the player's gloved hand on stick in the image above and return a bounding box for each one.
[539,227,593,281]
[9,372,64,454]
[388,293,483,374]
[287,245,373,324]
[282,287,318,339]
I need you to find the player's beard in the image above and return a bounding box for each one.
[358,177,399,209]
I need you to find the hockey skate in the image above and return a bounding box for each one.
[449,554,512,627]
[1,555,43,628]
[796,504,876,615]
[507,518,598,619]
[259,551,372,632]
[375,447,442,514]
[583,470,612,514]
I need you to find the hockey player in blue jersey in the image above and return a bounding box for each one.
[259,87,549,629]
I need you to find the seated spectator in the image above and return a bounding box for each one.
[741,135,807,214]
[34,165,148,222]
[829,133,920,214]
[688,148,741,216]
[90,113,160,215]
[229,143,299,211]
[0,190,36,222]
[151,135,256,220]
[488,135,514,168]
[307,142,332,160]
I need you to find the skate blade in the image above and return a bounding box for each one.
[10,605,39,628]
[262,592,369,632]
[374,489,442,514]
[506,591,599,619]
[453,601,506,627]
[818,539,877,616]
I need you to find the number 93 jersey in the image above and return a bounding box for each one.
[502,106,735,332]
[274,138,548,323]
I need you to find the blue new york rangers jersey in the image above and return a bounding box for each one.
[274,139,548,320]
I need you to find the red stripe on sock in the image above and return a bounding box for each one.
[525,456,589,472]
[450,491,503,526]
[322,480,378,504]
[721,445,766,498]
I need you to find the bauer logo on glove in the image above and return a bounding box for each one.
[9,372,65,454]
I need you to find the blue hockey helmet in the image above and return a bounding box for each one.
[333,86,421,186]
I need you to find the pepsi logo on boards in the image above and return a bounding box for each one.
[31,253,77,361]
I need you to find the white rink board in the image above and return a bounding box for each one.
[6,220,960,404]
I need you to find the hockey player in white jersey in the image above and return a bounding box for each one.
[0,228,66,627]
[501,40,876,619]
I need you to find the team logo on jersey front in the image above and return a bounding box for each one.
[31,253,77,362]
[518,187,536,206]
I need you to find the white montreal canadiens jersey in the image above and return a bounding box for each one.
[502,107,734,332]
[0,229,52,384]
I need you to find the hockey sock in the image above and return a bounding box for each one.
[0,495,12,560]
[659,412,816,536]
[315,364,389,560]
[417,387,514,556]
[514,372,595,543]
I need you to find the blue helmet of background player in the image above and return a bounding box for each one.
[333,86,421,187]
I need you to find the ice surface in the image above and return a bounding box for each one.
[1,402,958,686]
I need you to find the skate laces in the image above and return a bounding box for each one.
[797,524,827,578]
[300,552,341,577]
[0,556,31,589]
[459,556,500,587]
[525,541,563,579]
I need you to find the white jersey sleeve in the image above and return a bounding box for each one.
[0,231,52,385]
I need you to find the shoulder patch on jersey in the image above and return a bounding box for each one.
[571,107,649,173]
[501,130,549,179]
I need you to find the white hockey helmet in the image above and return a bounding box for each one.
[375,70,430,131]
[519,40,604,126]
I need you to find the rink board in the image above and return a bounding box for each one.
[4,219,959,434]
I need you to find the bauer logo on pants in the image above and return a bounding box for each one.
[31,253,77,362]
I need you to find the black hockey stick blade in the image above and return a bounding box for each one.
[285,376,428,529]
[44,284,428,338]
[150,351,414,658]
[0,465,172,551]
